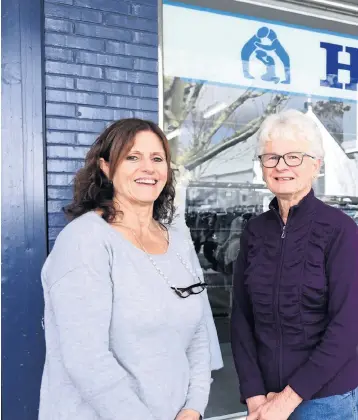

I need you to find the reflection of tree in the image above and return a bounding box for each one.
[164,76,288,170]
[312,100,351,144]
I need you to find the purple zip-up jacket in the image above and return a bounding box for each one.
[231,189,358,402]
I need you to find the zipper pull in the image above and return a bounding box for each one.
[281,225,286,239]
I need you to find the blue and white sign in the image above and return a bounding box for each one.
[163,2,358,101]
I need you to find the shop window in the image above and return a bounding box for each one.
[162,1,358,417]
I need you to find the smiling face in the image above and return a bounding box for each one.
[261,135,320,200]
[101,130,169,207]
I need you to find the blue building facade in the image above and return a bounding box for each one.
[2,0,357,419]
[44,0,159,250]
[2,1,159,418]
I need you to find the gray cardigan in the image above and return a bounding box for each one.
[39,212,220,420]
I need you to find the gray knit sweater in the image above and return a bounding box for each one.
[39,212,213,420]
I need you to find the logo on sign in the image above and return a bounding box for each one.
[241,26,291,84]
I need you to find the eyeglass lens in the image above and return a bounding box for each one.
[260,152,304,167]
[171,282,208,298]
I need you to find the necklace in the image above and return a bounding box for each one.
[127,223,207,298]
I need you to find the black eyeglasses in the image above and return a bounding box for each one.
[258,152,316,168]
[171,282,208,299]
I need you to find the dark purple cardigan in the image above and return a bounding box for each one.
[231,189,358,402]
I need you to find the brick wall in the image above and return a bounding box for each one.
[44,0,159,249]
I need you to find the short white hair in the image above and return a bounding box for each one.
[257,109,325,158]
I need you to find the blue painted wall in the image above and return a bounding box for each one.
[44,0,159,248]
[1,0,47,418]
[2,0,159,418]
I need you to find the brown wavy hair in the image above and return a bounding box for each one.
[64,118,176,224]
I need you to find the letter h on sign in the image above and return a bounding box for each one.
[320,42,358,91]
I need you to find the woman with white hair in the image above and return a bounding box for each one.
[231,109,358,419]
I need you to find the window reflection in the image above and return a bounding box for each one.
[163,6,358,416]
[164,78,358,321]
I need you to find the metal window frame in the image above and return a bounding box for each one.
[232,0,358,25]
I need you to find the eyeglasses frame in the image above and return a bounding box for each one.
[258,152,316,168]
[171,282,208,299]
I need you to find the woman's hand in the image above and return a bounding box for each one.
[175,408,201,420]
[246,395,267,414]
[247,386,302,420]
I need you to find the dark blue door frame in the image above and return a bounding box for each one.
[1,0,47,418]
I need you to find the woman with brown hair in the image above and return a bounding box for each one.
[39,118,222,420]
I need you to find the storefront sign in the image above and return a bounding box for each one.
[163,1,358,102]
